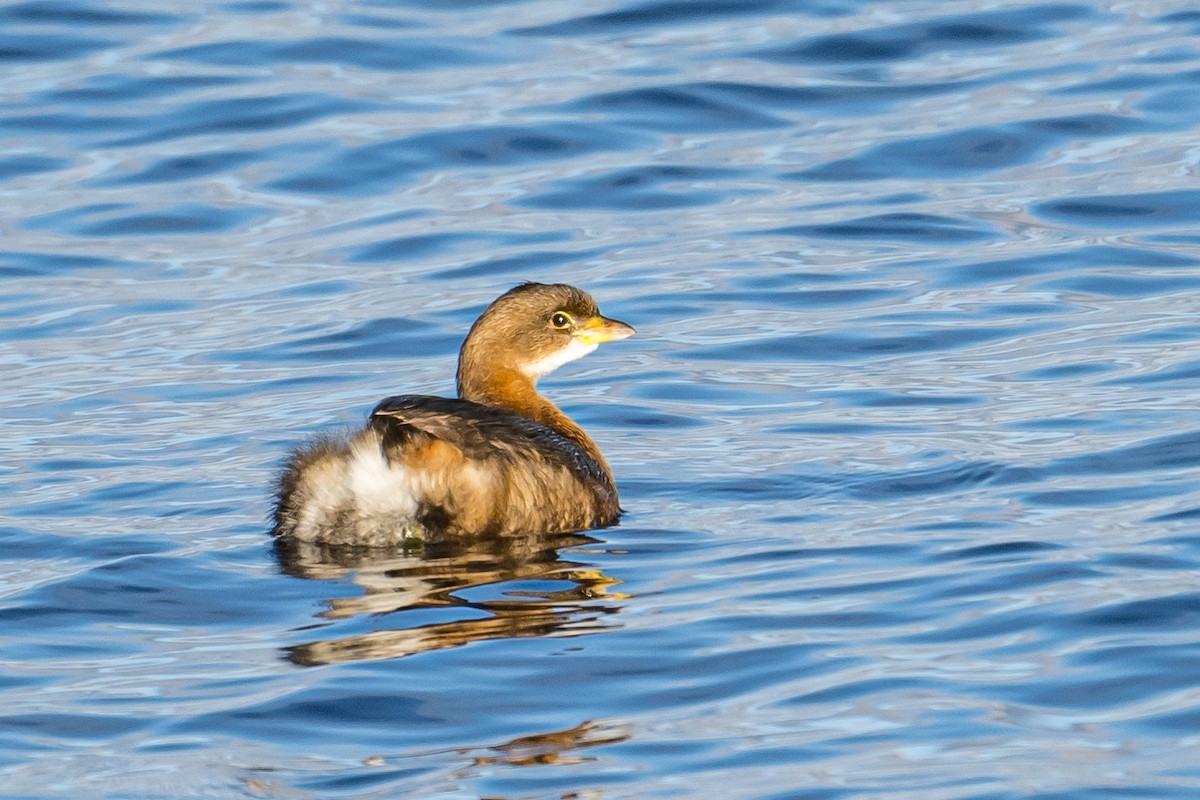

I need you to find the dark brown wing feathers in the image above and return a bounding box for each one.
[369,395,609,487]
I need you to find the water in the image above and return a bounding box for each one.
[3,0,1200,797]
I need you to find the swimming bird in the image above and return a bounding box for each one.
[273,283,635,545]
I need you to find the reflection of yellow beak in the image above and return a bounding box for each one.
[575,315,636,346]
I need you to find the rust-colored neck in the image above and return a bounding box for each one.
[458,366,612,481]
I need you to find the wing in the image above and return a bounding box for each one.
[368,395,607,486]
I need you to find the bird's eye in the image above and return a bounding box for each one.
[550,311,572,329]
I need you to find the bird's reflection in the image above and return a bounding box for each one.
[274,532,625,666]
[465,718,631,768]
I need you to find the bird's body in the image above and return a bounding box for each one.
[273,283,634,545]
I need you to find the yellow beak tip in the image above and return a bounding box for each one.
[577,316,635,345]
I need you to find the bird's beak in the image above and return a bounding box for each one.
[575,314,636,345]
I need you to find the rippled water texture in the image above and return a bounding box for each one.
[4,1,1200,797]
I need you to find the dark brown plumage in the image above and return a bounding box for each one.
[272,283,635,545]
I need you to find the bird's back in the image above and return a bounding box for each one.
[273,395,620,545]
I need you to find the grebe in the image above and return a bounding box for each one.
[273,283,635,545]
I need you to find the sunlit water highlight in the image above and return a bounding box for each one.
[3,1,1200,797]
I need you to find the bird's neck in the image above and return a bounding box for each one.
[458,366,612,479]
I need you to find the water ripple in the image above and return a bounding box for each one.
[769,212,998,242]
[25,202,269,236]
[756,4,1095,64]
[520,164,749,210]
[509,0,841,37]
[103,93,375,147]
[561,85,789,132]
[1036,190,1200,229]
[797,114,1144,181]
[155,35,497,72]
[270,123,639,195]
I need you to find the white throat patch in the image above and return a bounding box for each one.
[523,336,598,379]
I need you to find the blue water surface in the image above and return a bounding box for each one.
[3,0,1200,798]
